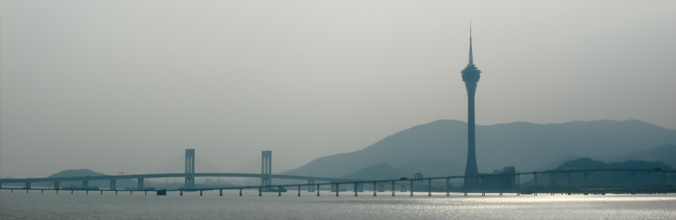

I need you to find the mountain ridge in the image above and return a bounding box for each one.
[285,119,676,178]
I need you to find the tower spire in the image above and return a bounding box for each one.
[469,21,474,65]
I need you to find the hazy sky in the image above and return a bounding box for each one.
[2,0,675,178]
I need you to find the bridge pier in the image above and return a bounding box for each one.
[278,186,281,196]
[298,185,301,197]
[185,175,195,189]
[373,182,377,196]
[220,189,223,196]
[354,183,358,197]
[516,174,521,195]
[410,180,413,196]
[392,181,395,197]
[567,171,572,195]
[137,178,144,190]
[446,178,450,196]
[239,188,242,196]
[335,183,339,197]
[583,172,588,195]
[664,171,668,194]
[428,179,431,197]
[549,172,555,195]
[533,172,538,195]
[307,180,315,192]
[259,187,262,196]
[316,185,320,197]
[631,172,636,194]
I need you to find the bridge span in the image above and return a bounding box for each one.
[2,168,674,197]
[0,149,356,190]
[0,172,355,187]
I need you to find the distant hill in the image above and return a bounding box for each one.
[285,119,676,178]
[537,158,673,187]
[342,159,464,180]
[608,143,676,168]
[393,158,464,177]
[342,163,409,180]
[534,154,583,171]
[551,158,674,171]
[47,169,136,189]
[48,169,106,178]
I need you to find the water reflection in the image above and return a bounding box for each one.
[1,191,674,220]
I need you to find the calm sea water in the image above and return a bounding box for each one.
[1,190,675,219]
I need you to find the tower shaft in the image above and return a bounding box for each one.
[464,82,479,186]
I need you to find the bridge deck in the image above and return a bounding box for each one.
[0,173,358,183]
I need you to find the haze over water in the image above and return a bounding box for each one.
[2,0,676,178]
[2,191,675,220]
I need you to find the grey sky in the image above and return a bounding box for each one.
[2,0,675,178]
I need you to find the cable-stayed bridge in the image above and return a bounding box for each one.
[0,149,355,191]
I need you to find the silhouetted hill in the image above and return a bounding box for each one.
[394,158,464,178]
[551,158,674,171]
[341,159,465,180]
[48,169,106,178]
[47,169,136,189]
[609,143,676,168]
[342,163,409,180]
[534,154,583,171]
[286,119,676,178]
[536,158,673,187]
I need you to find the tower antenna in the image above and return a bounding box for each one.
[469,20,474,65]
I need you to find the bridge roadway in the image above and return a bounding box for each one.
[0,173,357,184]
[191,168,675,191]
[187,168,672,197]
[1,168,673,195]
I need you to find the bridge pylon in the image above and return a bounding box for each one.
[261,151,272,186]
[185,149,195,189]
